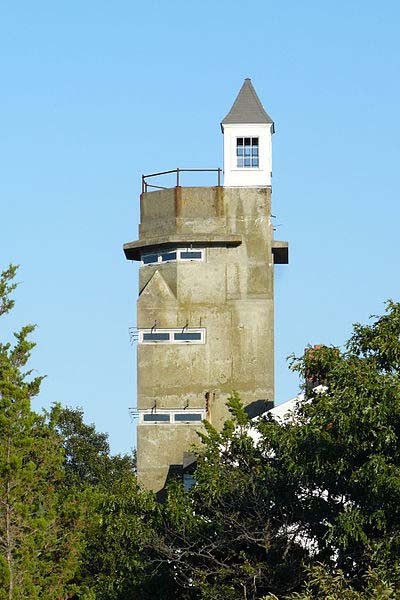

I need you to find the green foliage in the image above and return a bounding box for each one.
[283,302,400,582]
[47,404,143,599]
[141,301,400,598]
[76,477,158,600]
[0,265,82,599]
[263,558,400,599]
[144,396,307,599]
[50,404,136,490]
[3,262,400,599]
[0,265,18,317]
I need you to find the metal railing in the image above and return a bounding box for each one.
[142,168,222,193]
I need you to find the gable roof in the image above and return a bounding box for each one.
[221,78,274,132]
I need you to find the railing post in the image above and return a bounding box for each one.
[176,168,180,187]
[142,175,145,194]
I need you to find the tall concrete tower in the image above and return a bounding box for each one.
[124,79,288,492]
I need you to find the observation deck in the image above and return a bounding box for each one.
[123,169,288,265]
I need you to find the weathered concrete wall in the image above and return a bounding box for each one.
[137,422,205,493]
[131,186,282,492]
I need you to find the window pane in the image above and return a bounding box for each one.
[174,332,202,341]
[236,147,243,156]
[143,413,170,422]
[180,251,203,260]
[161,252,177,262]
[142,254,158,264]
[252,158,259,167]
[142,332,170,342]
[244,147,250,156]
[183,473,195,491]
[252,147,258,156]
[236,138,243,146]
[175,413,202,421]
[244,158,251,167]
[244,137,250,145]
[252,137,259,145]
[237,158,244,167]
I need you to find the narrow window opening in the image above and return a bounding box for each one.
[139,329,205,345]
[183,473,195,491]
[142,332,170,342]
[180,251,203,260]
[142,254,158,265]
[175,413,203,422]
[161,251,177,262]
[141,248,205,266]
[143,414,170,422]
[174,332,202,342]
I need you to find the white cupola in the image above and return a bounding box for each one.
[221,78,274,187]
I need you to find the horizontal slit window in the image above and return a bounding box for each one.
[161,251,177,262]
[180,251,203,260]
[142,254,158,265]
[139,328,205,344]
[175,413,203,422]
[142,332,170,342]
[174,332,202,341]
[143,414,170,422]
[141,248,205,265]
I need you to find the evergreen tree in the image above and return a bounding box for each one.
[49,405,145,599]
[0,266,81,599]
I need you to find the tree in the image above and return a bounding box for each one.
[142,394,308,599]
[76,476,160,600]
[50,405,145,599]
[269,300,400,595]
[142,301,400,599]
[50,404,136,491]
[0,265,81,599]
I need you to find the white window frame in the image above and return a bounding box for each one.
[138,408,206,424]
[236,136,260,169]
[141,247,205,266]
[138,328,206,345]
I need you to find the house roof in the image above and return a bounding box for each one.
[221,78,274,132]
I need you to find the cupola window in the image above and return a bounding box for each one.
[236,137,259,168]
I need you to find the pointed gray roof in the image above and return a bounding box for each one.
[221,78,274,132]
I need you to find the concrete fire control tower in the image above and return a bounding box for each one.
[124,79,288,492]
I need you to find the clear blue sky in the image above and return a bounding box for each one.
[1,1,399,455]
